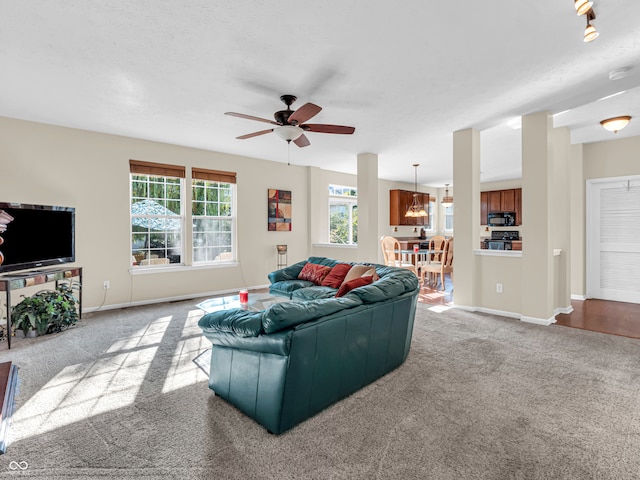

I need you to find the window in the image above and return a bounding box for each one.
[130,161,237,268]
[329,185,357,245]
[192,168,236,263]
[425,198,436,230]
[445,204,454,231]
[130,160,185,267]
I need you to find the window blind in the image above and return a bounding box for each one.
[192,167,237,184]
[129,159,185,178]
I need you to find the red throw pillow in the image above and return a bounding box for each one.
[298,262,332,285]
[335,275,374,297]
[321,263,353,288]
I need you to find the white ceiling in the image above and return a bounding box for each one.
[1,1,639,186]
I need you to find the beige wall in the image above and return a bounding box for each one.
[0,117,310,310]
[3,114,638,315]
[571,135,640,298]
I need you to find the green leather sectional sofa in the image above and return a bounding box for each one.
[198,256,419,434]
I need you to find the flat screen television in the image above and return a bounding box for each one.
[0,202,75,274]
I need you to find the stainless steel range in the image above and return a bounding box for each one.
[483,231,520,250]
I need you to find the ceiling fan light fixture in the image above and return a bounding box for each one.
[274,125,303,142]
[574,0,593,15]
[583,22,599,42]
[600,116,631,133]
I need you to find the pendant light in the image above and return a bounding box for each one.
[583,8,599,42]
[574,0,593,15]
[441,184,453,208]
[405,164,428,217]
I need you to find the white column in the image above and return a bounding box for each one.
[521,112,555,324]
[357,153,379,263]
[452,128,481,308]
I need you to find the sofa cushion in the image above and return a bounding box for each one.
[335,275,374,297]
[342,265,378,285]
[292,285,338,301]
[270,279,315,297]
[262,296,363,334]
[320,263,352,288]
[298,262,332,285]
[267,260,308,284]
[198,309,264,337]
[347,273,414,303]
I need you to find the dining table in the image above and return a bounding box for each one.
[397,248,443,269]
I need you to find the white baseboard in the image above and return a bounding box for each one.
[554,305,574,315]
[520,315,557,326]
[453,304,521,320]
[83,284,271,314]
[571,294,587,301]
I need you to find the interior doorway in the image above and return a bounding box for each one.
[586,175,640,304]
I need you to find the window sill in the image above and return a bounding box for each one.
[130,262,239,275]
[312,243,358,249]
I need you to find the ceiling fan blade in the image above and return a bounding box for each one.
[225,112,278,125]
[288,103,322,125]
[293,134,310,148]
[303,124,355,134]
[236,129,274,139]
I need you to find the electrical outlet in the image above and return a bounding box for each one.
[103,280,110,289]
[496,283,503,293]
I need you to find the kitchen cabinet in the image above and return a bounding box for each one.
[390,190,429,226]
[488,191,502,213]
[480,188,522,225]
[514,188,522,226]
[501,189,515,212]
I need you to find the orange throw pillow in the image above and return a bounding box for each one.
[335,275,374,297]
[298,262,332,285]
[321,263,353,288]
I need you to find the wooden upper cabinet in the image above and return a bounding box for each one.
[480,187,522,225]
[390,189,429,226]
[480,191,489,225]
[488,191,502,213]
[501,189,516,212]
[514,188,522,225]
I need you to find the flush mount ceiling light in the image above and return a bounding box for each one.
[600,116,632,133]
[274,125,304,142]
[574,0,593,15]
[405,164,428,218]
[441,184,453,208]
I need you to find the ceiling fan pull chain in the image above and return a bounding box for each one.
[287,140,291,166]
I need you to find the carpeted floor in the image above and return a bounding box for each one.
[1,298,639,479]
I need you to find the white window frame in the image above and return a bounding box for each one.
[191,180,236,264]
[328,185,358,245]
[130,173,185,268]
[444,203,454,233]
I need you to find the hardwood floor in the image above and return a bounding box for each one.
[418,275,640,339]
[556,299,640,339]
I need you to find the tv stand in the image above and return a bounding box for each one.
[0,266,82,349]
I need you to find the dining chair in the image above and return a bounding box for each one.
[421,235,445,284]
[429,236,446,263]
[421,237,453,290]
[380,236,419,278]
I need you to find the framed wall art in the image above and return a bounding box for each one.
[268,189,292,231]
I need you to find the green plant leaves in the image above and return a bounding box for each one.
[12,280,80,336]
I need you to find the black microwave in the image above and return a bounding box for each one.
[487,212,516,227]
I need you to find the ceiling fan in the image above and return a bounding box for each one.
[225,94,355,147]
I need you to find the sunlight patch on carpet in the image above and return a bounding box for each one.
[11,347,157,441]
[162,335,210,393]
[106,315,173,353]
[428,305,452,313]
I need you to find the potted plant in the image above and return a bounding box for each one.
[12,280,80,337]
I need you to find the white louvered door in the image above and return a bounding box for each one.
[587,177,640,304]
